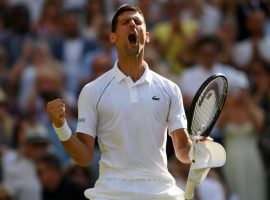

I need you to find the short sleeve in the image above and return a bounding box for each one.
[76,85,97,137]
[167,83,187,135]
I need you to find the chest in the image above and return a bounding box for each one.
[97,82,171,122]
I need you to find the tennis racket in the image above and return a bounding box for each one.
[184,73,228,200]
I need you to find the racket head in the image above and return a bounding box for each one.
[188,73,228,137]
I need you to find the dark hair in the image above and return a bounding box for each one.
[195,35,223,53]
[36,153,62,171]
[111,4,144,32]
[10,4,30,33]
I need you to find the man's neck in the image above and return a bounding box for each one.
[118,56,145,82]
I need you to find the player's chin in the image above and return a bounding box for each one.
[128,41,138,48]
[126,45,140,55]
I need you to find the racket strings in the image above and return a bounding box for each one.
[192,91,217,134]
[191,79,223,135]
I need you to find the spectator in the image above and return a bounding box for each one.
[26,67,75,165]
[8,39,62,112]
[233,9,270,69]
[82,0,107,41]
[216,17,238,66]
[138,0,163,30]
[49,9,98,98]
[0,88,15,146]
[219,79,267,200]
[152,0,199,75]
[178,35,248,144]
[235,0,268,41]
[4,4,32,68]
[249,60,270,199]
[65,162,93,189]
[180,0,223,36]
[35,153,88,200]
[9,0,45,24]
[178,36,244,109]
[1,120,51,200]
[26,65,76,119]
[89,54,113,82]
[81,21,116,87]
[33,0,63,38]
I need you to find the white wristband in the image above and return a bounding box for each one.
[53,120,72,141]
[189,144,195,162]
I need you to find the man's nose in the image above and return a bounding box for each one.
[129,20,136,28]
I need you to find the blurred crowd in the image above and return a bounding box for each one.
[0,0,270,200]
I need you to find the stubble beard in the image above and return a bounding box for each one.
[125,43,143,57]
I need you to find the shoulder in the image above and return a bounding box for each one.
[79,69,115,98]
[77,70,115,108]
[151,70,175,85]
[150,70,181,94]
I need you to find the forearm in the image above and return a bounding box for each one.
[171,128,192,164]
[53,120,93,166]
[174,139,192,164]
[62,134,94,167]
[47,99,95,166]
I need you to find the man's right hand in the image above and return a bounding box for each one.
[46,98,66,127]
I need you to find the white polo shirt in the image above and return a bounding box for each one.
[76,61,187,181]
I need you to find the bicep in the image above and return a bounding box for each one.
[77,86,98,137]
[167,83,187,133]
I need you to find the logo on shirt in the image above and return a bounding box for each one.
[78,118,86,123]
[152,96,160,101]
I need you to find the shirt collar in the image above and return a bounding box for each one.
[112,60,152,83]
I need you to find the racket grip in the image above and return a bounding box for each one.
[184,180,196,200]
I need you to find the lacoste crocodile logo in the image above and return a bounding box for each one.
[152,96,160,100]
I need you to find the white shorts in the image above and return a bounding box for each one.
[84,178,184,200]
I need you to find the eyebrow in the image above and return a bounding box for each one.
[119,16,142,22]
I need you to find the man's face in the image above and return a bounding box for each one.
[197,43,218,67]
[23,142,48,160]
[247,11,266,35]
[110,11,149,56]
[36,162,51,188]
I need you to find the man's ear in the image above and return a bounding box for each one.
[145,32,150,43]
[109,32,116,43]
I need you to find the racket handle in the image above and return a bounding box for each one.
[184,180,196,200]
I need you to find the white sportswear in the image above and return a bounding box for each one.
[76,61,187,199]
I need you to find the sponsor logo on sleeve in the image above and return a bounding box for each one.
[78,118,86,123]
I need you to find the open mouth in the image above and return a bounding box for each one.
[128,33,137,44]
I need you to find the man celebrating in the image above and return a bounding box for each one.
[47,4,193,200]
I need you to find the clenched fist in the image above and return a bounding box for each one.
[47,98,66,127]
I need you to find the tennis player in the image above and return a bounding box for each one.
[47,4,193,200]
